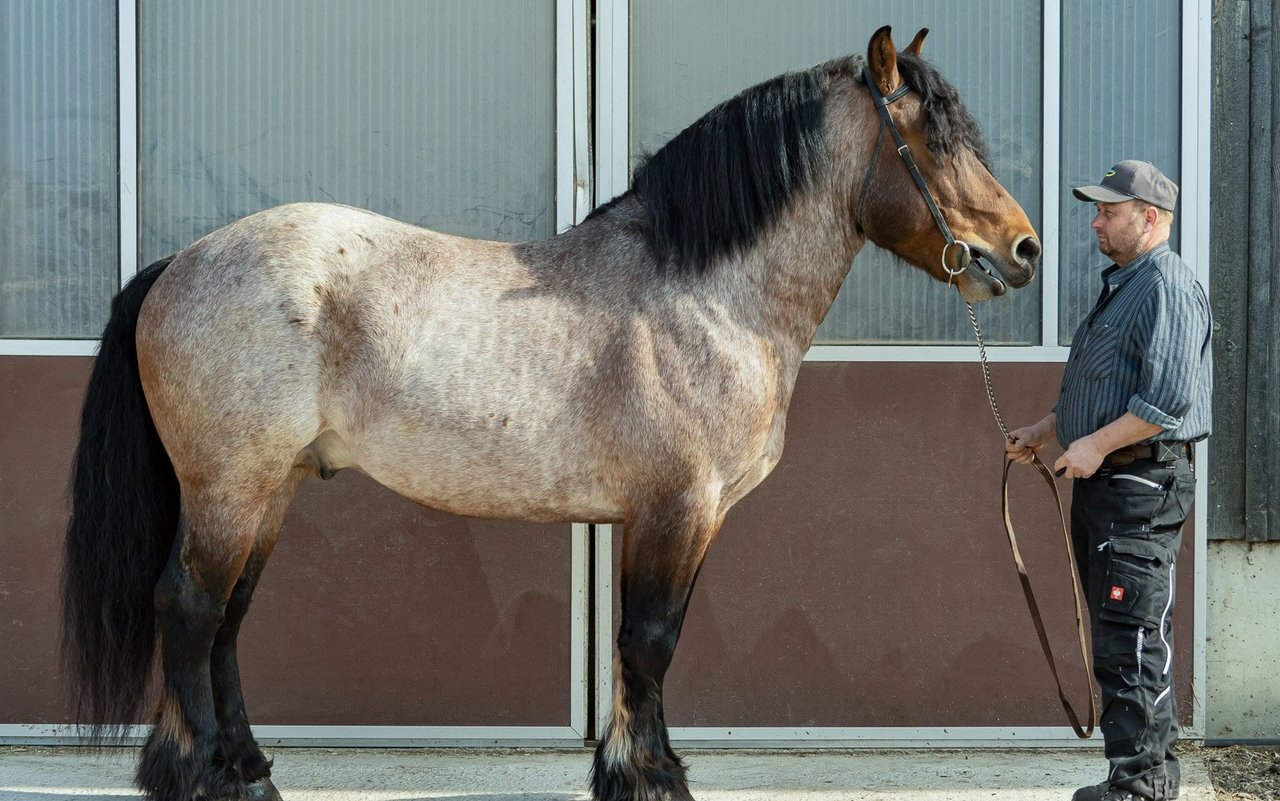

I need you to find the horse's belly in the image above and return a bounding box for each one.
[352,431,621,523]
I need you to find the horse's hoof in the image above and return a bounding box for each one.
[243,778,283,801]
[209,778,282,801]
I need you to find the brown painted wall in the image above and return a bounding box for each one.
[655,362,1195,728]
[0,356,573,726]
[0,358,91,725]
[1,357,1194,731]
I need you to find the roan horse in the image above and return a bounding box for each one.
[62,27,1040,801]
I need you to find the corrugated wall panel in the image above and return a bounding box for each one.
[139,0,556,265]
[1059,2,1181,344]
[0,1,118,338]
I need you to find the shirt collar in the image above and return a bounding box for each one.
[1100,242,1171,288]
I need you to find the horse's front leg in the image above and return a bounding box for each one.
[591,494,724,801]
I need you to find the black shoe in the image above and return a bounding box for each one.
[1071,783,1106,801]
[1071,782,1177,801]
[1070,786,1146,801]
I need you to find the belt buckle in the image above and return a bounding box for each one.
[1155,441,1183,462]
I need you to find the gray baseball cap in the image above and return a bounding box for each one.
[1072,160,1179,211]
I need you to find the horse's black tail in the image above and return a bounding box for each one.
[61,256,180,741]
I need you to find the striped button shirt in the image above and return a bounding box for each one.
[1055,242,1212,447]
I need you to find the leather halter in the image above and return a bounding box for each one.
[856,72,972,284]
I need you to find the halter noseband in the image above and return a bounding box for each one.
[856,71,973,285]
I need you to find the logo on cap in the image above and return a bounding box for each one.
[1105,169,1117,177]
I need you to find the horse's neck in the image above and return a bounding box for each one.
[715,181,864,373]
[721,85,873,383]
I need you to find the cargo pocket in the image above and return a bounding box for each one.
[1161,471,1196,529]
[1098,538,1171,627]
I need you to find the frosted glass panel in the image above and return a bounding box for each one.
[0,2,118,338]
[631,1,1042,344]
[1060,2,1180,344]
[140,0,556,266]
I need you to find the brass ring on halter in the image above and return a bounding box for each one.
[941,240,972,285]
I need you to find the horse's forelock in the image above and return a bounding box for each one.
[894,52,993,171]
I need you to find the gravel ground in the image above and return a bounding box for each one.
[1203,745,1280,800]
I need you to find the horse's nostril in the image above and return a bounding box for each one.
[1015,235,1041,267]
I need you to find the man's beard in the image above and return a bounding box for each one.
[1098,231,1143,264]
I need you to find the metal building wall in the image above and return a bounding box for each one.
[0,0,1217,744]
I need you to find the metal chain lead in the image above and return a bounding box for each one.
[965,301,1014,443]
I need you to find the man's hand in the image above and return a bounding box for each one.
[1051,413,1164,479]
[1006,423,1051,465]
[1053,435,1108,479]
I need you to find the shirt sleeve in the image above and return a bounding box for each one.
[1127,276,1210,430]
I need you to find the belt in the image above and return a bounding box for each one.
[1104,441,1191,467]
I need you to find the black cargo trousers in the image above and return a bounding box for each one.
[1071,450,1196,801]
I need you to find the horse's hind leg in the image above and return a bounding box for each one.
[137,487,277,801]
[592,494,724,801]
[209,468,306,801]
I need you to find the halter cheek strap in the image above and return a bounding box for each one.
[858,72,973,285]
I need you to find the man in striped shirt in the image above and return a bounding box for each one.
[1005,161,1211,801]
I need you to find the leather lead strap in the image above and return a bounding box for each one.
[1002,454,1098,739]
[960,212,1098,741]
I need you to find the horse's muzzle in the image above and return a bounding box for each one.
[973,237,1038,292]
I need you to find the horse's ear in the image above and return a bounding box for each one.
[866,25,901,96]
[905,28,928,56]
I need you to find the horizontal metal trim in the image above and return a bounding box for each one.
[0,340,99,356]
[2,723,1205,749]
[0,724,584,748]
[672,726,1100,748]
[254,725,585,748]
[804,345,1070,363]
[670,724,1203,748]
[0,341,1071,363]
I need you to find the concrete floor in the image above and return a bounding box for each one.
[0,746,1217,800]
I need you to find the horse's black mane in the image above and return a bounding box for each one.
[592,52,990,272]
[625,63,833,271]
